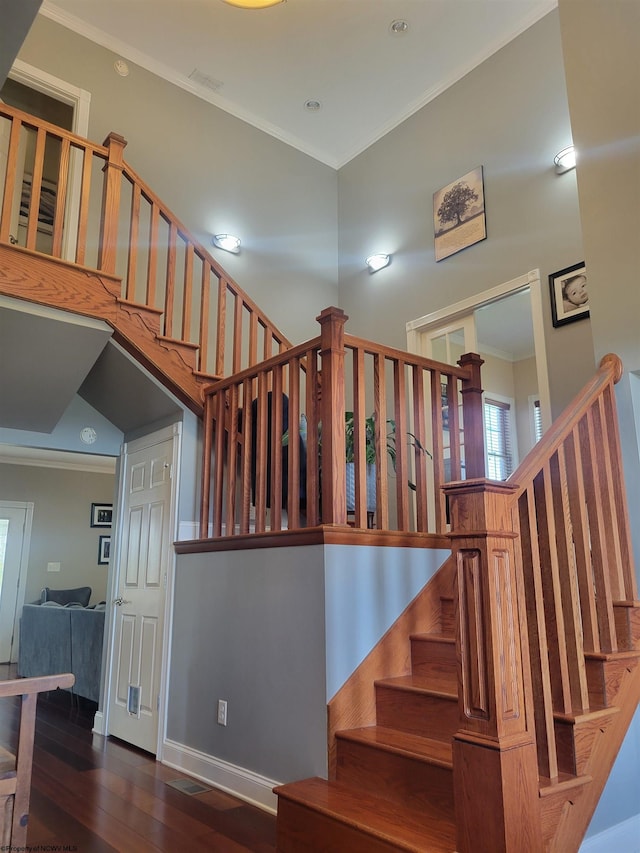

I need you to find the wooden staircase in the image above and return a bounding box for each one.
[276,355,640,852]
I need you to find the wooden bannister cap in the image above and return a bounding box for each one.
[600,352,623,384]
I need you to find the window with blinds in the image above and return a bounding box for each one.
[533,398,543,442]
[485,398,513,480]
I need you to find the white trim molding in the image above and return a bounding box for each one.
[162,739,280,814]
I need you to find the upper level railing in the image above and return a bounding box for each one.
[0,103,289,378]
[200,306,485,538]
[445,352,637,831]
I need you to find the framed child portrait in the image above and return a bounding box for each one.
[549,262,589,328]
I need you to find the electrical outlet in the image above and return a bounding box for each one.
[217,699,227,726]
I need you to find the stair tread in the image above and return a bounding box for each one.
[411,632,455,644]
[275,776,456,852]
[538,772,593,798]
[584,649,640,661]
[336,726,453,767]
[376,674,458,700]
[554,705,620,725]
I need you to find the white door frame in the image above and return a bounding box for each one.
[7,59,91,262]
[406,269,552,433]
[0,500,34,663]
[97,422,181,759]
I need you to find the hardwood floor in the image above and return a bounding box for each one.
[0,667,276,852]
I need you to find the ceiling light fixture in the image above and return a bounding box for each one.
[390,20,409,35]
[304,100,322,112]
[554,145,576,174]
[212,234,241,253]
[221,0,285,8]
[366,253,391,273]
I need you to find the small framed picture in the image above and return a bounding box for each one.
[98,535,111,565]
[549,262,589,328]
[91,503,113,528]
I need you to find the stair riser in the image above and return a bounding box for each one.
[554,715,614,777]
[586,657,637,707]
[411,639,457,691]
[440,597,456,635]
[336,738,454,817]
[375,686,458,741]
[277,799,420,853]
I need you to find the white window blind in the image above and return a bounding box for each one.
[485,398,513,480]
[533,398,543,442]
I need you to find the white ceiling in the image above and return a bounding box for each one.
[41,0,556,169]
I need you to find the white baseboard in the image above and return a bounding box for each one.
[579,815,640,853]
[162,739,280,814]
[92,710,105,735]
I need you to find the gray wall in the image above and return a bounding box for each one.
[337,10,593,417]
[558,0,640,839]
[0,461,115,604]
[169,543,447,784]
[17,15,340,345]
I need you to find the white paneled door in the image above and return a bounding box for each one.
[0,502,33,664]
[107,435,174,754]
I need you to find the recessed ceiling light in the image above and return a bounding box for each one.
[304,100,322,112]
[390,19,409,35]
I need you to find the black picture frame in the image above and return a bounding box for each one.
[98,535,111,565]
[549,262,589,328]
[91,503,113,528]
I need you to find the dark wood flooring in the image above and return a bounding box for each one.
[0,667,277,852]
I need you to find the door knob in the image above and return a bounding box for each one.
[113,596,130,606]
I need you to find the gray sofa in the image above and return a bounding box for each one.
[18,600,105,703]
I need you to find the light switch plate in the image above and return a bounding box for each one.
[47,562,61,572]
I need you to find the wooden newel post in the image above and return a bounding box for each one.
[444,478,542,853]
[458,352,485,480]
[316,306,348,526]
[98,132,127,275]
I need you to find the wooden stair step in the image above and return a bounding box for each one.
[375,676,458,741]
[335,726,454,816]
[439,596,456,635]
[275,776,456,853]
[585,648,640,706]
[613,600,640,650]
[410,634,457,690]
[554,705,620,776]
[538,772,593,847]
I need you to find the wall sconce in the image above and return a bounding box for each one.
[365,253,391,273]
[554,145,576,174]
[221,0,285,7]
[212,234,241,253]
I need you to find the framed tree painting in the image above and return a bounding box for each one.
[433,166,486,262]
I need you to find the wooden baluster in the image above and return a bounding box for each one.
[199,391,214,538]
[164,221,177,338]
[248,312,258,368]
[254,371,269,534]
[394,358,409,531]
[182,242,194,343]
[212,390,226,538]
[0,117,22,243]
[316,307,348,527]
[305,350,320,527]
[74,147,93,266]
[98,132,127,275]
[51,137,70,258]
[146,202,160,308]
[373,352,389,530]
[225,383,240,536]
[215,277,227,376]
[233,294,243,373]
[458,352,485,479]
[288,360,301,529]
[26,128,46,250]
[445,479,542,853]
[198,260,211,374]
[270,365,284,531]
[264,326,274,361]
[352,347,367,529]
[412,366,429,532]
[447,374,461,481]
[240,377,253,534]
[126,183,141,302]
[516,487,558,779]
[430,369,447,533]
